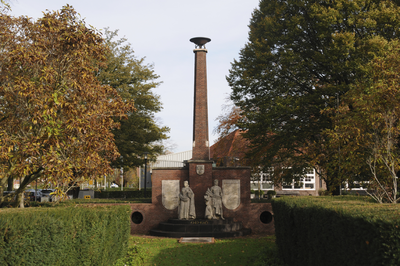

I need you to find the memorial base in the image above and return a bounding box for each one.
[149,218,251,238]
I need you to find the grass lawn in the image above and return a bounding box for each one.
[116,235,285,266]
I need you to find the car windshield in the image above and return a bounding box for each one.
[42,190,53,193]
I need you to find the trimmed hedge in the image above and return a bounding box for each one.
[95,189,151,199]
[0,205,131,266]
[272,196,400,266]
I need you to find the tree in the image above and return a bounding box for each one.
[213,102,269,196]
[212,100,251,166]
[328,39,400,203]
[0,5,133,206]
[227,0,400,189]
[97,29,169,175]
[213,101,242,140]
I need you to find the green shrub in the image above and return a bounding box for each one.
[0,205,131,266]
[317,189,329,196]
[272,196,400,266]
[254,190,264,197]
[114,245,149,266]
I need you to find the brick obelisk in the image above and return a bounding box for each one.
[191,38,210,160]
[188,37,213,218]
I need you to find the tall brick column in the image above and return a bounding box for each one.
[188,37,213,218]
[191,37,211,160]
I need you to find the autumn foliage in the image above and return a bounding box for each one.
[327,39,400,203]
[0,5,133,205]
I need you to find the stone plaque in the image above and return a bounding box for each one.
[179,237,215,244]
[162,180,179,210]
[222,179,240,210]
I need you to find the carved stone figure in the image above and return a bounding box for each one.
[204,179,224,220]
[178,181,196,220]
[204,188,213,219]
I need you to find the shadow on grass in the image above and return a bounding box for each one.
[127,235,285,266]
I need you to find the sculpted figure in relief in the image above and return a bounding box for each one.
[204,179,225,220]
[178,181,196,220]
[204,189,213,219]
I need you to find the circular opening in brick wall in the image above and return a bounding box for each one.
[131,211,144,224]
[260,211,273,224]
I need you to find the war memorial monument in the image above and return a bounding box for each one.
[129,38,274,237]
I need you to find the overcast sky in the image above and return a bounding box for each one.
[8,0,259,153]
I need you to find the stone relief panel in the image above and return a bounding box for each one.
[222,179,240,210]
[204,179,224,220]
[162,180,179,210]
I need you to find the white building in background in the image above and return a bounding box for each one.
[138,150,192,190]
[150,150,192,168]
[250,168,319,191]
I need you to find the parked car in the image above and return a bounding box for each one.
[41,189,56,202]
[110,183,119,188]
[3,190,14,196]
[24,189,42,202]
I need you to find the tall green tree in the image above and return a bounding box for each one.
[228,0,400,189]
[0,6,132,206]
[97,29,169,171]
[327,39,400,203]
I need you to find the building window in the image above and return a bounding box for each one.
[251,170,274,191]
[251,168,316,191]
[282,168,316,190]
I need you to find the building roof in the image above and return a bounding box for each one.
[151,150,192,168]
[210,130,250,166]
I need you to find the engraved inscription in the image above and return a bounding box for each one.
[190,221,210,224]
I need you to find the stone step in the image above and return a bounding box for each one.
[149,218,251,238]
[149,228,252,238]
[167,218,234,225]
[158,221,243,233]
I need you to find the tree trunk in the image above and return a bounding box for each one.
[7,176,13,191]
[14,192,24,208]
[19,195,24,208]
